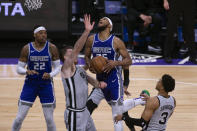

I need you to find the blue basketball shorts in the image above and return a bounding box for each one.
[20,79,55,106]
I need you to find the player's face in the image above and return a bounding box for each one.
[98,17,109,28]
[65,49,73,56]
[64,49,78,64]
[156,79,162,91]
[34,30,47,43]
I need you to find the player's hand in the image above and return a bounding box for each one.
[114,115,123,123]
[26,70,39,75]
[124,86,131,97]
[163,0,169,10]
[140,94,150,101]
[42,72,50,79]
[99,81,107,89]
[84,14,95,32]
[103,60,117,73]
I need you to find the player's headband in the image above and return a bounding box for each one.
[34,26,46,34]
[103,17,113,32]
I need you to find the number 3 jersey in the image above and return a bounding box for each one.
[26,41,52,81]
[146,95,175,131]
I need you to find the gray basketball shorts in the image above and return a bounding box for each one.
[64,108,96,131]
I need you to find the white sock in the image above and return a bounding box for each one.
[122,98,145,113]
[111,102,124,131]
[43,106,56,131]
[12,103,31,131]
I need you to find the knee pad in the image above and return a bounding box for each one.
[86,99,98,115]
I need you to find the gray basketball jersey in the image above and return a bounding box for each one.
[146,95,175,131]
[61,66,88,109]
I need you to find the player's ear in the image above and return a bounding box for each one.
[33,33,36,38]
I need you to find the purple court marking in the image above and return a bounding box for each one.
[0,57,196,65]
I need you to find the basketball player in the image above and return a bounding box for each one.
[85,17,147,131]
[12,25,61,131]
[60,14,107,131]
[115,74,176,131]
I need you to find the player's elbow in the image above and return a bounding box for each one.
[127,58,132,65]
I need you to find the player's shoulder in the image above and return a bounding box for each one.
[113,36,125,46]
[147,96,160,108]
[76,65,86,72]
[21,43,30,51]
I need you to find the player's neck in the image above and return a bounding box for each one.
[34,41,46,49]
[98,31,110,41]
[61,64,76,78]
[158,92,170,98]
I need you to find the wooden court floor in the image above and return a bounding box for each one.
[0,65,197,131]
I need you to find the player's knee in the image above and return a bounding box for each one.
[45,116,54,126]
[86,99,98,115]
[15,115,24,124]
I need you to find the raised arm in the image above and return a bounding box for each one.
[84,35,94,70]
[64,14,95,69]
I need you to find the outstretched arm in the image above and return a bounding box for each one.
[63,14,95,69]
[87,74,107,89]
[84,35,94,71]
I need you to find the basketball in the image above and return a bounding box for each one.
[90,56,107,74]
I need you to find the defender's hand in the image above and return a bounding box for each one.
[26,70,39,75]
[42,72,50,79]
[84,14,95,32]
[103,60,117,73]
[99,81,107,89]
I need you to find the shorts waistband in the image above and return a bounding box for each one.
[67,106,86,112]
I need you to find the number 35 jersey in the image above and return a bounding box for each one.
[27,41,52,81]
[146,95,175,131]
[91,33,123,102]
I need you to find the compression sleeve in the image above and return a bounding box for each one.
[123,69,130,87]
[16,61,27,75]
[122,114,149,130]
[49,60,61,77]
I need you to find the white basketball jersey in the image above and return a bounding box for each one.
[146,95,175,131]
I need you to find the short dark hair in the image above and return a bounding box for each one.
[162,74,175,92]
[59,45,73,62]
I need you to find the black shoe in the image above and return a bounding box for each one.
[179,46,188,54]
[189,57,197,64]
[123,112,136,131]
[164,57,172,63]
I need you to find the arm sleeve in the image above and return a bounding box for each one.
[123,114,149,130]
[123,69,130,87]
[16,61,27,75]
[49,60,61,77]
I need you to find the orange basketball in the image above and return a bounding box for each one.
[90,56,107,74]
